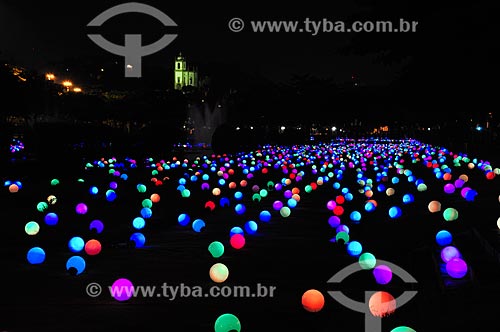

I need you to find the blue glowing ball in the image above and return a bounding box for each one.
[230,226,244,237]
[234,191,243,200]
[140,207,153,219]
[235,203,246,215]
[44,212,59,226]
[130,232,146,248]
[388,206,402,219]
[66,256,86,275]
[106,189,117,202]
[259,210,272,222]
[350,211,362,222]
[192,219,206,232]
[365,201,376,212]
[133,217,146,229]
[68,236,85,253]
[402,194,414,204]
[435,230,453,246]
[89,186,99,195]
[27,247,45,264]
[347,241,363,257]
[220,197,230,207]
[244,221,258,235]
[178,213,190,226]
[287,198,298,208]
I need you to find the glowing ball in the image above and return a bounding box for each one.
[369,291,396,317]
[301,289,325,312]
[130,232,146,248]
[498,217,500,229]
[214,313,241,332]
[443,207,459,221]
[47,195,57,205]
[386,188,395,196]
[208,241,225,258]
[373,265,393,284]
[234,203,246,215]
[446,257,468,278]
[388,206,402,219]
[37,202,49,212]
[205,200,216,211]
[133,217,146,230]
[459,174,469,182]
[178,213,190,226]
[8,184,19,193]
[464,189,478,202]
[136,184,147,193]
[66,256,86,275]
[359,252,376,269]
[181,189,191,198]
[252,193,262,202]
[25,221,40,235]
[68,236,85,252]
[105,189,117,202]
[417,183,428,192]
[212,188,221,196]
[333,205,344,216]
[444,183,455,194]
[89,219,104,233]
[210,263,229,283]
[335,231,349,244]
[259,210,272,222]
[111,278,134,301]
[435,230,453,246]
[280,206,291,217]
[27,247,45,264]
[192,219,206,232]
[140,207,152,219]
[142,198,153,208]
[273,200,284,211]
[230,234,246,249]
[326,200,336,210]
[150,193,160,203]
[402,193,414,204]
[347,241,362,257]
[244,220,258,234]
[391,327,416,332]
[441,245,461,263]
[428,200,441,213]
[454,178,465,188]
[84,239,102,255]
[220,197,230,207]
[350,211,362,222]
[50,178,60,186]
[44,212,59,226]
[229,226,244,237]
[288,198,298,208]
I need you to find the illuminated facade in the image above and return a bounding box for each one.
[174,53,198,90]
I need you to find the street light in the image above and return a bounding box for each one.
[62,80,73,92]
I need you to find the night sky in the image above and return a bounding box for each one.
[0,0,497,105]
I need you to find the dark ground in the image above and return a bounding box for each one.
[3,131,500,332]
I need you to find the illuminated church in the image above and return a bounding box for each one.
[174,53,198,90]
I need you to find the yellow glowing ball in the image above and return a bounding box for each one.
[47,195,57,205]
[428,200,441,213]
[459,174,469,182]
[209,263,229,283]
[212,188,221,196]
[467,163,475,169]
[386,188,395,196]
[497,217,500,229]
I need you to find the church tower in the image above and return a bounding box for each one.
[174,53,198,90]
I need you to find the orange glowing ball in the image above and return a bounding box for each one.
[443,173,452,181]
[292,187,300,195]
[301,289,325,312]
[285,179,292,186]
[240,180,248,187]
[228,182,237,189]
[8,184,19,193]
[369,291,396,317]
[150,193,160,203]
[365,190,373,198]
[84,239,102,256]
[428,200,441,213]
[292,194,301,202]
[459,174,469,182]
[367,199,378,207]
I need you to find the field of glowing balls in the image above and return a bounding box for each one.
[8,138,500,331]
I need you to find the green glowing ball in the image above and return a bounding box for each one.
[305,185,313,193]
[280,206,291,217]
[181,189,191,198]
[208,241,225,258]
[359,252,377,270]
[214,313,241,332]
[50,179,60,186]
[37,202,49,212]
[137,184,147,193]
[336,231,349,244]
[252,193,262,202]
[259,189,268,198]
[390,327,416,332]
[443,207,459,221]
[142,198,153,208]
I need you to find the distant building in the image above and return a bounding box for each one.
[174,53,198,90]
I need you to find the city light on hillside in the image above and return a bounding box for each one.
[45,73,55,81]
